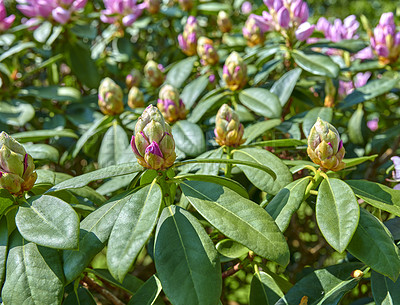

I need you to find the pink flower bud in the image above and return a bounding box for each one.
[277,7,290,29]
[52,7,71,24]
[295,22,315,41]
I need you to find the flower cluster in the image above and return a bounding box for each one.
[17,0,87,25]
[100,0,146,27]
[316,15,359,42]
[0,132,37,195]
[131,105,176,170]
[338,72,371,97]
[242,14,270,47]
[178,16,203,56]
[370,12,400,64]
[157,84,187,123]
[0,0,15,32]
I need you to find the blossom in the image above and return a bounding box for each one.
[100,0,146,27]
[0,0,15,32]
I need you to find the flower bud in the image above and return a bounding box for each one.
[0,1,15,32]
[126,69,142,89]
[0,132,37,195]
[217,11,232,33]
[178,0,193,11]
[351,270,364,279]
[157,84,187,123]
[197,37,219,66]
[243,14,270,47]
[98,78,124,116]
[223,51,247,91]
[178,16,202,56]
[145,0,160,14]
[128,87,145,109]
[295,22,315,41]
[214,104,245,147]
[277,7,290,29]
[144,60,165,87]
[241,1,252,14]
[131,105,176,170]
[307,118,345,171]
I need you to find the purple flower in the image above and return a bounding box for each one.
[353,47,375,60]
[295,22,315,41]
[316,15,359,43]
[277,7,290,29]
[367,118,379,132]
[16,0,87,25]
[241,1,252,14]
[338,72,371,97]
[209,74,215,83]
[391,156,400,184]
[0,0,15,32]
[178,16,203,56]
[100,0,145,26]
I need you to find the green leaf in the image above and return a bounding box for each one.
[166,56,197,88]
[275,263,364,305]
[19,86,81,102]
[154,205,222,305]
[181,75,209,109]
[0,189,14,215]
[23,143,59,162]
[89,269,144,294]
[348,105,365,145]
[47,162,142,193]
[197,2,231,12]
[107,183,162,282]
[11,129,78,143]
[67,40,100,89]
[302,107,333,138]
[292,50,340,78]
[0,100,35,126]
[172,120,206,157]
[306,39,367,53]
[0,42,35,62]
[266,177,310,232]
[2,231,64,305]
[16,195,80,250]
[347,208,400,281]
[371,271,400,305]
[177,174,249,199]
[250,269,284,305]
[346,180,400,217]
[180,181,290,266]
[316,178,359,253]
[247,139,307,148]
[239,88,282,118]
[99,123,133,168]
[196,147,224,175]
[188,91,230,123]
[343,155,377,168]
[339,78,397,109]
[64,285,97,305]
[216,239,249,259]
[233,148,292,195]
[127,275,162,305]
[0,216,8,287]
[244,119,281,144]
[62,192,132,283]
[271,68,302,107]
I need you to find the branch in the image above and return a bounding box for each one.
[82,275,125,305]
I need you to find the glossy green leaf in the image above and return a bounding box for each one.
[239,88,282,118]
[90,269,144,294]
[275,263,364,305]
[172,120,206,157]
[0,42,35,61]
[127,275,162,305]
[233,148,292,195]
[154,205,221,305]
[2,231,64,305]
[250,269,284,305]
[99,123,133,168]
[306,39,367,53]
[348,105,365,145]
[271,68,302,107]
[196,147,224,175]
[347,208,400,281]
[23,143,59,162]
[302,107,333,138]
[316,178,360,253]
[16,195,79,250]
[11,129,78,142]
[166,56,197,88]
[188,91,230,123]
[107,183,162,282]
[266,177,310,232]
[0,216,8,287]
[371,271,400,305]
[63,192,133,283]
[292,50,340,78]
[176,173,249,199]
[0,100,35,126]
[347,180,400,218]
[216,239,249,259]
[64,285,97,305]
[46,162,142,193]
[343,155,377,168]
[339,78,397,109]
[180,181,290,266]
[181,75,209,109]
[244,119,281,144]
[19,86,81,102]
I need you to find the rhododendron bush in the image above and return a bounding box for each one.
[1,0,400,304]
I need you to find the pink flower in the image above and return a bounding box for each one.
[367,118,379,132]
[0,0,15,32]
[101,0,146,26]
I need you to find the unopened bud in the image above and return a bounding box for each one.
[217,11,232,33]
[157,84,187,123]
[128,87,145,109]
[144,60,165,87]
[98,78,124,116]
[223,52,247,91]
[197,37,219,66]
[214,104,245,147]
[126,69,142,89]
[351,270,364,279]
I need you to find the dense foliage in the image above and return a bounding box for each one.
[0,0,400,304]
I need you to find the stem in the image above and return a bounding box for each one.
[225,146,233,178]
[81,276,124,305]
[304,169,324,199]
